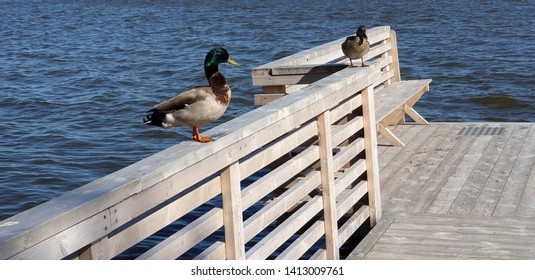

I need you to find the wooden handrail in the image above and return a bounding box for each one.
[0,48,383,261]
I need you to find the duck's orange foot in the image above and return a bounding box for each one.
[192,126,213,143]
[192,134,213,143]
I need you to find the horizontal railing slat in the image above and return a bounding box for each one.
[137,207,222,260]
[239,121,317,180]
[104,177,221,258]
[247,196,324,260]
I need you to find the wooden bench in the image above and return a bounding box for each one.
[251,26,431,147]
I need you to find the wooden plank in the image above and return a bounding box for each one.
[104,177,221,258]
[251,29,392,87]
[357,214,535,259]
[241,144,320,209]
[243,170,321,241]
[309,190,370,260]
[377,124,441,204]
[424,132,494,215]
[338,206,370,245]
[376,124,424,163]
[367,240,535,260]
[518,165,535,218]
[310,249,326,260]
[403,104,428,125]
[254,93,285,106]
[374,79,432,122]
[317,111,340,260]
[10,210,111,259]
[393,213,533,227]
[252,72,343,87]
[376,225,535,258]
[336,181,368,216]
[333,157,366,189]
[404,124,472,214]
[275,171,368,260]
[364,42,392,62]
[361,86,381,225]
[347,216,395,259]
[517,125,535,218]
[79,236,111,260]
[331,117,364,147]
[275,220,324,260]
[330,94,362,124]
[239,121,317,179]
[311,206,370,260]
[193,241,226,260]
[447,125,513,216]
[383,123,464,214]
[388,223,535,239]
[388,30,401,83]
[137,207,222,260]
[246,197,324,260]
[377,123,405,147]
[271,64,347,76]
[263,85,286,94]
[471,124,530,216]
[220,162,245,260]
[372,58,395,88]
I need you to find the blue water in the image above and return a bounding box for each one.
[1,0,534,256]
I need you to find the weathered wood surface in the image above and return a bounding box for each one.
[349,122,535,259]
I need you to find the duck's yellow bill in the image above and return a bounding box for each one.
[227,57,240,66]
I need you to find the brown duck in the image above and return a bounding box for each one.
[341,25,370,67]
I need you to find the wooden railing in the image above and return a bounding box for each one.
[252,26,431,147]
[0,51,383,260]
[252,26,399,105]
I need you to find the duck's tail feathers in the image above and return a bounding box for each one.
[143,109,165,127]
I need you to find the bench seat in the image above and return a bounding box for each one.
[375,79,432,147]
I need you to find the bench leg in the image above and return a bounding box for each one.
[403,104,429,125]
[377,123,405,147]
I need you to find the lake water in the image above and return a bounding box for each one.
[1,0,534,257]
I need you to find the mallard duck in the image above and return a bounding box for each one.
[144,47,239,143]
[341,25,370,67]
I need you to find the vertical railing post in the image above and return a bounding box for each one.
[389,29,401,83]
[388,29,405,125]
[79,237,110,260]
[361,85,382,226]
[317,110,340,260]
[220,161,245,260]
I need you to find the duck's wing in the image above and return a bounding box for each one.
[153,87,212,112]
[343,35,356,44]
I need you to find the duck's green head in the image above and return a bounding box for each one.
[204,47,240,79]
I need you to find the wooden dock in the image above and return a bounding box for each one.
[2,26,531,260]
[349,122,535,259]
